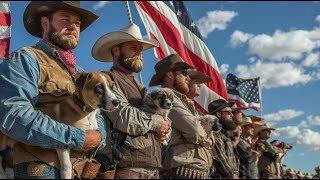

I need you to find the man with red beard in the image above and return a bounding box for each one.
[149,54,214,179]
[92,23,170,179]
[0,2,105,179]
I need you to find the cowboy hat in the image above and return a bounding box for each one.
[188,70,212,84]
[286,168,296,175]
[247,115,264,122]
[240,116,261,127]
[149,54,195,87]
[92,23,158,62]
[253,123,276,138]
[208,99,235,115]
[296,171,305,178]
[23,1,99,38]
[315,166,320,171]
[305,172,313,179]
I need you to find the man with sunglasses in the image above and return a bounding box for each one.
[149,54,214,179]
[207,99,240,179]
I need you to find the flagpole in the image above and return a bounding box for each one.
[125,1,143,84]
[257,77,263,118]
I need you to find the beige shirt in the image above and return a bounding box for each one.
[161,90,213,171]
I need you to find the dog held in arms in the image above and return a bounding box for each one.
[141,88,174,146]
[0,71,120,179]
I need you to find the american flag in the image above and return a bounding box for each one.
[226,73,261,111]
[134,1,228,114]
[0,1,11,60]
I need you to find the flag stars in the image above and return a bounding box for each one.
[191,22,196,28]
[177,10,182,17]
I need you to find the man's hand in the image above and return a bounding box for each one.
[80,129,102,152]
[155,119,170,143]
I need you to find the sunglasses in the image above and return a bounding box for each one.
[220,111,233,115]
[174,69,189,77]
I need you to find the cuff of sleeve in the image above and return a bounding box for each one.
[71,127,85,151]
[151,114,164,132]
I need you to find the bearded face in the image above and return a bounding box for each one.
[48,22,79,50]
[219,118,238,131]
[173,73,189,94]
[118,50,144,73]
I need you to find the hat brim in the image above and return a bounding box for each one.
[23,1,99,38]
[92,31,158,62]
[209,102,235,115]
[149,62,195,87]
[253,127,276,138]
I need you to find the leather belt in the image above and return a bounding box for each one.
[171,166,209,179]
[115,168,158,179]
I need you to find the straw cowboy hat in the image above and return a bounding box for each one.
[208,99,235,115]
[149,54,195,87]
[188,70,212,84]
[253,123,276,138]
[92,23,159,62]
[296,171,305,178]
[305,172,313,179]
[23,1,99,38]
[285,168,296,175]
[240,116,261,127]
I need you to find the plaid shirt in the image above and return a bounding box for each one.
[211,129,239,178]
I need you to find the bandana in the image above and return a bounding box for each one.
[44,40,76,75]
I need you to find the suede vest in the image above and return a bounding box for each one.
[108,68,162,168]
[13,46,83,169]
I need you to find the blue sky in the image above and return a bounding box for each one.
[7,1,320,174]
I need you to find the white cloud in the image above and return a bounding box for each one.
[307,115,320,126]
[264,109,304,122]
[219,64,229,74]
[301,53,320,67]
[272,126,300,138]
[298,153,305,157]
[296,129,320,151]
[235,60,312,89]
[316,15,320,23]
[196,10,238,38]
[93,1,111,10]
[247,29,320,61]
[230,30,254,47]
[297,120,310,128]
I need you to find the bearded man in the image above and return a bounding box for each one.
[208,99,240,179]
[0,2,105,179]
[92,23,170,179]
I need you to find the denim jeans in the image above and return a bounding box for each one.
[14,161,61,179]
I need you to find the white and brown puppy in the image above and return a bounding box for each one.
[0,71,120,179]
[141,88,174,146]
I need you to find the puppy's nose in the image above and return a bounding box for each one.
[112,99,120,106]
[166,102,172,107]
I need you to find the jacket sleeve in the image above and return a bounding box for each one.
[102,80,164,136]
[0,48,86,151]
[168,97,213,147]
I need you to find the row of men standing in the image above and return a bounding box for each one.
[0,1,289,179]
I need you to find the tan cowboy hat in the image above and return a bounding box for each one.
[23,1,99,38]
[305,172,313,179]
[253,123,276,138]
[247,115,264,122]
[92,23,158,62]
[286,168,296,175]
[296,171,305,178]
[149,54,195,87]
[208,99,235,115]
[188,70,212,84]
[240,116,261,127]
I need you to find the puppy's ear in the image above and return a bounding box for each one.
[151,90,158,100]
[75,72,90,88]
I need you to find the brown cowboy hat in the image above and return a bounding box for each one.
[149,54,195,87]
[188,70,212,84]
[247,115,264,122]
[253,123,276,138]
[315,166,320,171]
[92,23,158,62]
[208,99,235,115]
[23,1,99,38]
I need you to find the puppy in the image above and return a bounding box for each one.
[198,114,222,135]
[0,71,120,179]
[141,88,174,146]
